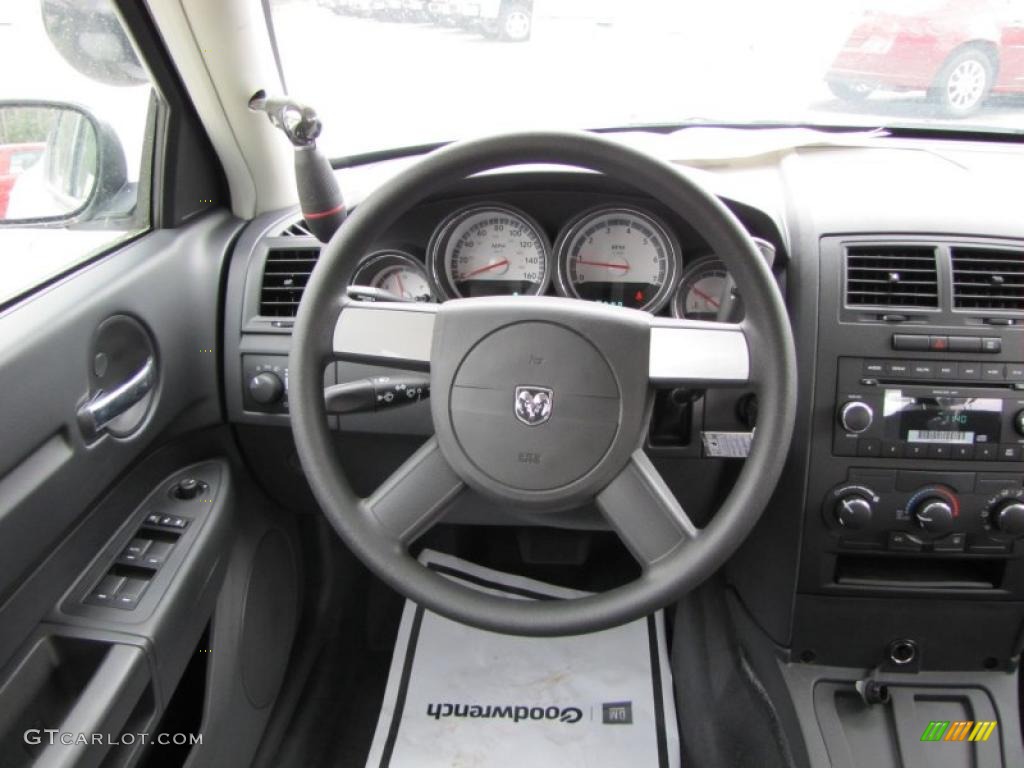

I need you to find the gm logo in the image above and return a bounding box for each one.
[602,701,633,725]
[921,720,997,742]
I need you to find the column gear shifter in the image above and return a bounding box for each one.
[248,90,347,243]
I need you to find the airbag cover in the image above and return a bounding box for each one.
[450,321,619,491]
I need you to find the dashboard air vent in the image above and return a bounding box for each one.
[259,247,320,317]
[845,245,939,309]
[279,218,313,237]
[950,247,1024,313]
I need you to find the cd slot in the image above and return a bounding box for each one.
[873,378,1013,391]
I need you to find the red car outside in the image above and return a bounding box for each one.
[0,142,45,218]
[826,0,1024,116]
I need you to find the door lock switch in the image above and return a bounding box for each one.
[143,514,190,530]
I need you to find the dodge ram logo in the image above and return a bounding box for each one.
[514,386,553,426]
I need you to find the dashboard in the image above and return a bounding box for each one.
[252,174,787,337]
[225,170,786,531]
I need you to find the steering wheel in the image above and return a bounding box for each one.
[290,131,796,636]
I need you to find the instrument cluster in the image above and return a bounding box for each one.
[347,200,776,319]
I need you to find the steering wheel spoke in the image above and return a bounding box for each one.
[361,437,464,545]
[332,299,437,371]
[597,450,699,569]
[647,318,751,387]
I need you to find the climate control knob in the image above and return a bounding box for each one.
[993,501,1024,537]
[835,494,874,530]
[839,401,874,434]
[249,371,285,405]
[912,498,955,535]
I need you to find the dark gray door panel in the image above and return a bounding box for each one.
[0,436,233,672]
[0,454,236,768]
[0,633,152,768]
[0,211,241,608]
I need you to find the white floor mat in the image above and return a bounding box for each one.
[365,550,680,768]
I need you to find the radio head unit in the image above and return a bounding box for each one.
[834,357,1024,462]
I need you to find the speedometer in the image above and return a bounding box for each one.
[427,204,550,299]
[554,206,680,312]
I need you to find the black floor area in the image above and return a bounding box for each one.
[271,566,404,768]
[267,525,642,768]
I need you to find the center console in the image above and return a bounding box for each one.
[794,236,1024,672]
[827,356,1024,554]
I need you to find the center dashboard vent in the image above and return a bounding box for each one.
[845,245,939,309]
[259,247,321,317]
[951,247,1024,313]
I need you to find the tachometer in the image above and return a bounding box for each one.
[428,204,550,298]
[554,206,679,312]
[351,250,434,302]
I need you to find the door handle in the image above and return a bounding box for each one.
[77,356,156,439]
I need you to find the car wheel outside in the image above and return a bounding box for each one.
[932,47,994,117]
[498,2,531,42]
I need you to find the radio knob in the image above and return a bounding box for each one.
[993,501,1024,537]
[839,401,874,434]
[913,498,955,535]
[835,494,874,530]
[1014,409,1024,437]
[249,371,285,405]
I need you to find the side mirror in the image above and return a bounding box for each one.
[0,101,127,224]
[41,0,148,87]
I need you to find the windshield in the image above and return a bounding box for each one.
[270,0,1024,158]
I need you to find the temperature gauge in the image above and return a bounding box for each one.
[672,239,776,321]
[351,250,434,302]
[672,256,729,320]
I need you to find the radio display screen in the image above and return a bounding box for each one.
[883,390,1002,445]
